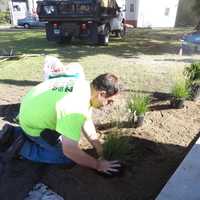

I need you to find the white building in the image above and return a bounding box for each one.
[125,0,180,27]
[9,0,38,25]
[10,0,180,28]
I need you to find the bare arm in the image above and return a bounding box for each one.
[82,119,103,156]
[61,136,98,170]
[61,136,120,173]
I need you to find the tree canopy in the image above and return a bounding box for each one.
[193,0,200,15]
[192,0,200,29]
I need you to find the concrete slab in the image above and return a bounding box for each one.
[156,137,200,200]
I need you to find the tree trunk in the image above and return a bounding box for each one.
[195,20,200,30]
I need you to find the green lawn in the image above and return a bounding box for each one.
[0,27,194,93]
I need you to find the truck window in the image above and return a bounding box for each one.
[77,4,91,14]
[60,3,75,14]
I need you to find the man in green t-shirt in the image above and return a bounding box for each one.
[0,73,120,174]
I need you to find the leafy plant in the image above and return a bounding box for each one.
[103,134,131,161]
[184,63,200,84]
[128,95,149,116]
[171,79,189,99]
[0,11,10,24]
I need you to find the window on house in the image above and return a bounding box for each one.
[130,3,134,12]
[13,5,21,12]
[164,8,170,16]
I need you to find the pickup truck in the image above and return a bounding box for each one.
[37,0,125,45]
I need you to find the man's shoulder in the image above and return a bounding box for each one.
[73,80,90,94]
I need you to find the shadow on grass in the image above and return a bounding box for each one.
[0,28,45,32]
[0,28,194,61]
[154,58,200,63]
[0,79,40,86]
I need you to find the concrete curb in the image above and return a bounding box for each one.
[156,135,200,200]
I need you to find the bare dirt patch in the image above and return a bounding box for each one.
[0,89,199,200]
[0,53,200,200]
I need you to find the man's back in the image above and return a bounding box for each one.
[19,78,91,141]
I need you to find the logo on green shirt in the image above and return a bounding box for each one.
[51,80,74,93]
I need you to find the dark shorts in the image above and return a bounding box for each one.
[14,127,74,164]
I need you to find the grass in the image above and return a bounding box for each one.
[128,95,150,116]
[171,79,189,99]
[0,27,195,93]
[102,134,131,161]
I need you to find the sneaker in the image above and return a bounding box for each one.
[0,123,14,146]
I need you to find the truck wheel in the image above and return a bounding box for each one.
[120,25,126,37]
[98,25,109,46]
[103,32,109,45]
[24,23,30,29]
[115,31,120,37]
[45,23,51,41]
[89,23,98,45]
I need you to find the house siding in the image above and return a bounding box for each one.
[137,0,180,28]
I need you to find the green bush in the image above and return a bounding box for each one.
[103,134,131,161]
[0,11,10,24]
[171,79,189,99]
[128,95,149,116]
[184,63,200,84]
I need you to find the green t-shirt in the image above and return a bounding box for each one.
[19,78,91,141]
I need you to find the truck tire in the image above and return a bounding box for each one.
[98,25,109,45]
[120,25,126,37]
[24,23,30,29]
[89,23,98,45]
[114,31,120,37]
[45,23,51,41]
[115,27,126,38]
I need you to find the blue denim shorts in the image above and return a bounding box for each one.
[14,127,74,165]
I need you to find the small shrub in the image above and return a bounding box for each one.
[184,63,200,100]
[103,134,131,161]
[0,11,10,24]
[184,63,200,84]
[171,79,189,99]
[128,95,149,116]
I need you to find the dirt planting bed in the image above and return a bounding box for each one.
[0,90,199,200]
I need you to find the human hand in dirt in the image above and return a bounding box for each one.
[96,160,121,174]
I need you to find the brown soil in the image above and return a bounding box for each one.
[0,87,199,200]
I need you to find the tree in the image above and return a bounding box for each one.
[193,0,200,30]
[0,0,9,12]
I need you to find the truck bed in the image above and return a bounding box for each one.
[37,0,118,22]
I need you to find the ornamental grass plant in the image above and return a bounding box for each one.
[102,134,131,161]
[171,79,189,100]
[128,95,150,116]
